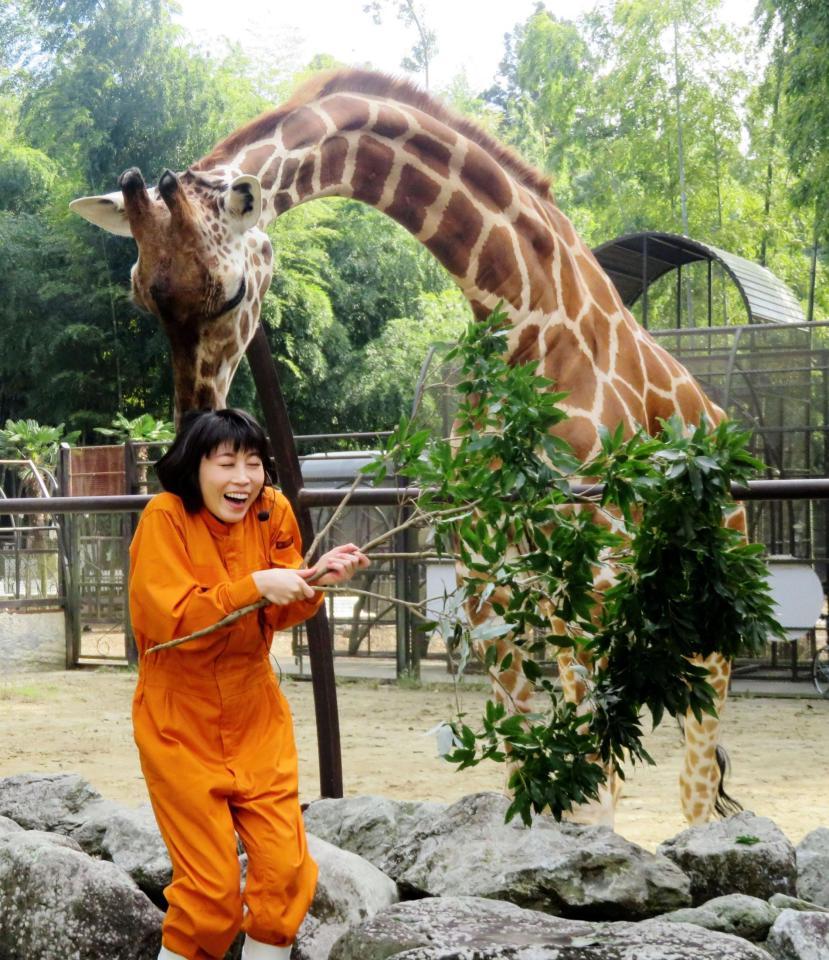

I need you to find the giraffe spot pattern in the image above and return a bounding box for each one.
[548,206,578,246]
[426,191,483,278]
[281,107,327,151]
[614,321,646,394]
[576,251,620,315]
[543,326,597,409]
[386,163,442,235]
[279,158,299,191]
[353,135,395,206]
[241,144,273,176]
[372,104,410,140]
[261,157,282,190]
[601,386,631,431]
[403,133,451,177]
[297,155,316,199]
[322,94,371,132]
[461,142,513,213]
[319,136,348,189]
[474,225,521,306]
[511,324,540,365]
[641,342,674,391]
[559,245,584,321]
[552,416,598,461]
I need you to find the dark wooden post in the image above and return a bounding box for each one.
[245,324,343,798]
[123,442,139,667]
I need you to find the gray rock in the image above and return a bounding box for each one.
[657,811,796,905]
[795,828,829,909]
[0,772,110,834]
[770,894,829,915]
[0,828,163,959]
[295,833,399,960]
[74,803,172,901]
[658,893,779,941]
[382,792,690,920]
[765,908,829,960]
[303,795,445,873]
[327,895,771,960]
[0,816,23,837]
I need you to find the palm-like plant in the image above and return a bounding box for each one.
[0,419,79,495]
[93,412,175,443]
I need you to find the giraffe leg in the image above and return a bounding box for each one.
[556,643,619,828]
[679,653,736,824]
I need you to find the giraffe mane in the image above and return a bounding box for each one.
[196,68,554,201]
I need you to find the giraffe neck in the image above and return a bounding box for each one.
[191,85,592,327]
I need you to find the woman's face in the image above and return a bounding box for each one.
[198,442,265,524]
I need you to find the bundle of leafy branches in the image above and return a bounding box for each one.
[365,306,784,825]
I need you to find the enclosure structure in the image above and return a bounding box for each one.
[592,231,829,586]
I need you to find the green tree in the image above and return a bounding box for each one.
[363,0,438,89]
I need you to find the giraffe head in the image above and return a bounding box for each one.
[70,167,273,415]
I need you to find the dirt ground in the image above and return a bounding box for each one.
[0,667,827,852]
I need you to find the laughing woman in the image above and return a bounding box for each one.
[128,408,368,960]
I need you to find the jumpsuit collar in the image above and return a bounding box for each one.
[199,506,248,539]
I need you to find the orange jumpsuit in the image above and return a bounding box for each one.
[129,486,322,960]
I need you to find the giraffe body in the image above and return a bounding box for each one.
[71,69,741,827]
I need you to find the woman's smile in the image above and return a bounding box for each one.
[198,443,265,523]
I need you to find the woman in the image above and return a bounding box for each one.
[129,408,368,960]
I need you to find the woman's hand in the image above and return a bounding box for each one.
[252,568,317,605]
[302,544,370,586]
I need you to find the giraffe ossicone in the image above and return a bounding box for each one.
[71,68,742,828]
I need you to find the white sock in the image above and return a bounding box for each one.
[158,948,188,960]
[241,936,292,959]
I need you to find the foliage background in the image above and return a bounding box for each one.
[0,0,826,438]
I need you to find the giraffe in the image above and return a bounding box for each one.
[71,68,743,828]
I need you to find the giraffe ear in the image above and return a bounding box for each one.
[69,191,134,237]
[225,175,262,233]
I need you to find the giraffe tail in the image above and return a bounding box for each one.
[713,744,743,818]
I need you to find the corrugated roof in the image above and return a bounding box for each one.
[592,231,805,325]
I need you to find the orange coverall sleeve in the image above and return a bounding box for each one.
[129,506,264,646]
[263,493,325,632]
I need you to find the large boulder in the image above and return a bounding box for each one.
[657,811,796,905]
[0,772,115,835]
[295,834,399,960]
[769,894,829,915]
[765,908,829,960]
[303,795,445,873]
[658,893,780,941]
[0,828,163,959]
[327,896,771,960]
[380,792,691,920]
[74,803,172,904]
[0,817,23,838]
[795,828,829,909]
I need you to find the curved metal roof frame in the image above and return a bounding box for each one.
[592,231,805,325]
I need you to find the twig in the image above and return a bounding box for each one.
[304,473,364,563]
[145,598,270,654]
[144,499,478,656]
[321,585,433,622]
[360,501,480,553]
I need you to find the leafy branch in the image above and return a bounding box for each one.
[368,305,784,826]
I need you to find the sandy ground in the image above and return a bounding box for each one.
[0,667,827,852]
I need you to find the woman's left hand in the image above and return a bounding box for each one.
[301,544,370,586]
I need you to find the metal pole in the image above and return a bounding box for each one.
[642,235,649,329]
[244,324,343,799]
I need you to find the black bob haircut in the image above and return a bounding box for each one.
[154,409,274,513]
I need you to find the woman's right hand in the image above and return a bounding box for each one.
[252,568,317,605]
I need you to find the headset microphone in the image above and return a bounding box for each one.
[257,510,271,522]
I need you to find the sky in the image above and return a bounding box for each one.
[174,0,760,94]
